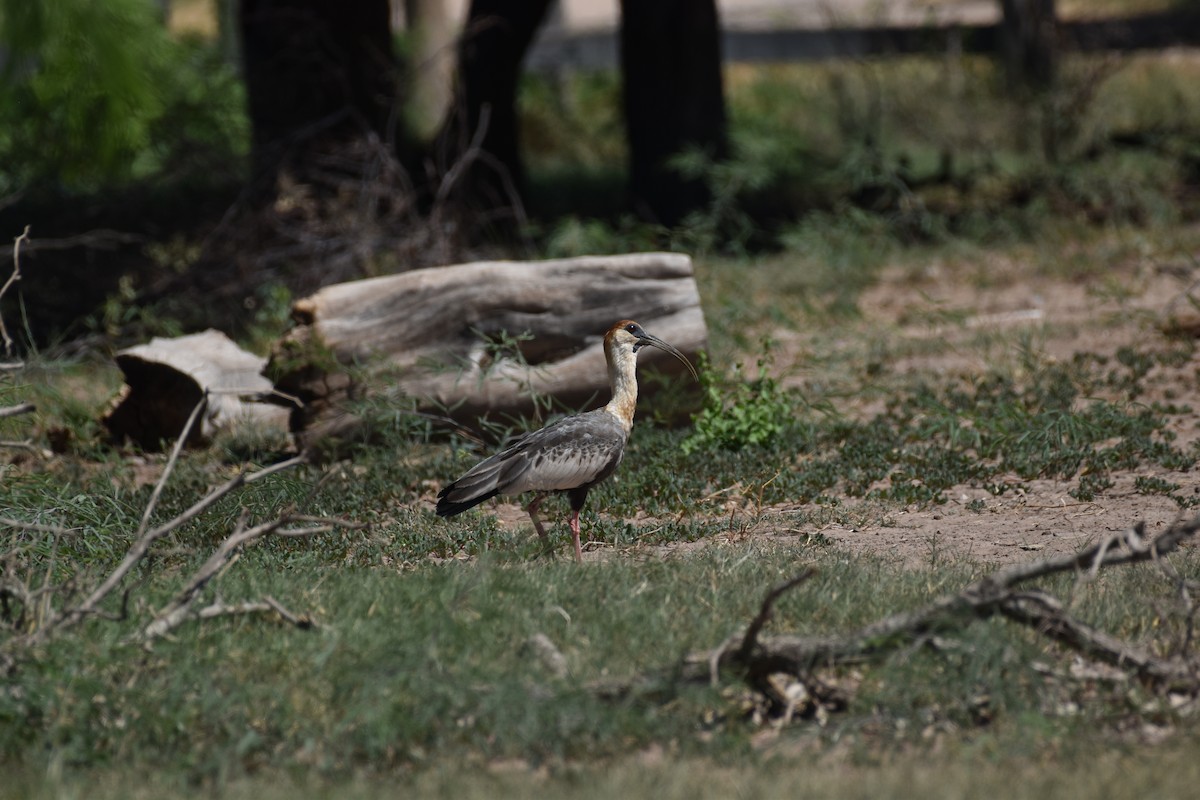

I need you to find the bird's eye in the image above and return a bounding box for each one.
[625,323,638,334]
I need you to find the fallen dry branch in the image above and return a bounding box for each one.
[0,402,34,418]
[601,515,1200,706]
[189,596,312,628]
[34,452,310,643]
[2,396,359,666]
[141,510,361,642]
[0,226,29,359]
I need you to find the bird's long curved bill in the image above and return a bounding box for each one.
[636,332,699,380]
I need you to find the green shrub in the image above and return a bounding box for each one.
[0,0,247,192]
[683,350,795,454]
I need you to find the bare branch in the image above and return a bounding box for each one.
[136,395,207,537]
[736,567,818,665]
[140,508,349,642]
[153,597,315,633]
[264,595,314,629]
[0,403,34,418]
[591,515,1200,704]
[0,441,48,458]
[1,226,30,358]
[1,517,75,536]
[38,454,307,641]
[997,590,1188,685]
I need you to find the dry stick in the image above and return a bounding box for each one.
[736,567,819,665]
[141,512,350,641]
[996,589,1193,687]
[1,226,30,358]
[263,595,311,628]
[0,403,34,418]
[645,515,1200,694]
[40,454,307,641]
[0,440,46,456]
[433,104,492,209]
[190,597,310,628]
[0,517,73,536]
[136,395,207,538]
[1144,526,1200,667]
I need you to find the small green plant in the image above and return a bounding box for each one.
[1134,475,1180,496]
[683,346,796,454]
[1070,471,1115,502]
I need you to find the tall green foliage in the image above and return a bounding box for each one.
[0,0,245,191]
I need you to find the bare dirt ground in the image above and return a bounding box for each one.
[774,245,1200,567]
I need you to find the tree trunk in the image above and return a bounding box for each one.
[433,0,554,226]
[999,0,1057,92]
[619,0,729,226]
[403,0,462,139]
[239,0,401,196]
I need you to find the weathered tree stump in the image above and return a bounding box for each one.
[103,330,289,450]
[266,253,708,448]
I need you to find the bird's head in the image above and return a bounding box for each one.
[605,320,698,379]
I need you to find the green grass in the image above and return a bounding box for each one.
[11,744,1200,800]
[3,518,1199,793]
[4,305,1199,792]
[7,39,1200,797]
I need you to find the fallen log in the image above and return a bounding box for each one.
[265,253,708,447]
[103,329,289,450]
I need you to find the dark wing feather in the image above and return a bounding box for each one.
[435,410,627,517]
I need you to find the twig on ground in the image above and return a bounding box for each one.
[0,517,75,536]
[16,387,310,643]
[0,403,34,418]
[0,440,48,456]
[38,452,309,642]
[135,395,207,537]
[599,514,1200,705]
[1,227,30,359]
[736,568,818,665]
[184,596,313,629]
[140,509,352,643]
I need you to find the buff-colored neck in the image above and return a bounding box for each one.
[602,338,638,432]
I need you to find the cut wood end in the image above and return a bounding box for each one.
[103,330,290,451]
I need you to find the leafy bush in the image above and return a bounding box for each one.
[0,0,247,192]
[683,349,795,454]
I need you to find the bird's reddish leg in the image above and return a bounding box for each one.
[526,493,550,546]
[568,509,583,563]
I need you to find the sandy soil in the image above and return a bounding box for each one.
[770,244,1200,566]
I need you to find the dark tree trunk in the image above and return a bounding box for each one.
[999,0,1057,92]
[434,0,554,225]
[619,0,728,226]
[239,0,400,197]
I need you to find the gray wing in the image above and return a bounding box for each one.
[436,410,627,514]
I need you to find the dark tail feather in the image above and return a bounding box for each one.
[435,487,500,517]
